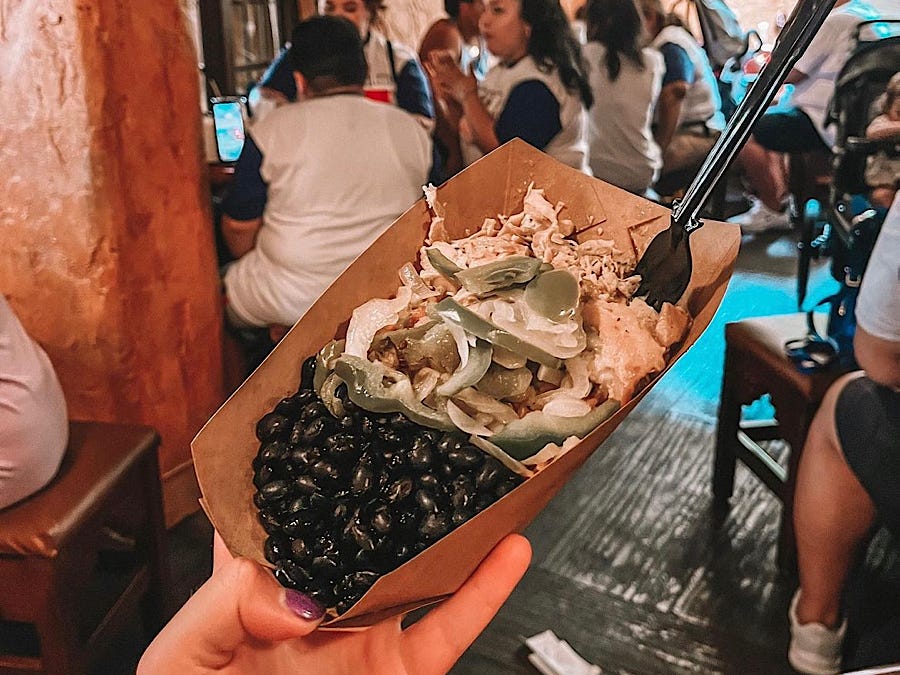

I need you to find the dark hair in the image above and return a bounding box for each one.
[289,16,368,93]
[445,0,461,18]
[522,0,593,108]
[585,0,645,81]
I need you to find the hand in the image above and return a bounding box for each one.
[426,50,478,106]
[138,533,531,674]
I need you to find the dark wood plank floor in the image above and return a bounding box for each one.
[99,227,899,673]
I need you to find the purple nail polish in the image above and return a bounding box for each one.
[285,589,325,620]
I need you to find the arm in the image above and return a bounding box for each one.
[220,135,267,259]
[654,43,694,154]
[427,50,499,154]
[866,115,900,142]
[222,215,262,259]
[420,23,465,174]
[853,197,900,390]
[655,81,688,154]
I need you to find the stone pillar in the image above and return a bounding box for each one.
[0,0,224,525]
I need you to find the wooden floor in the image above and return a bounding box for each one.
[99,225,899,674]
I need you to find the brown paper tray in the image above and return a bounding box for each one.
[192,138,741,627]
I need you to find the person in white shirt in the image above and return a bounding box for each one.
[639,0,724,183]
[0,295,67,510]
[730,0,899,233]
[221,16,431,330]
[584,0,664,195]
[789,193,900,674]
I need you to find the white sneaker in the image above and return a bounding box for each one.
[728,197,792,233]
[788,589,846,675]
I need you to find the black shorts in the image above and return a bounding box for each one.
[837,376,900,537]
[753,107,829,153]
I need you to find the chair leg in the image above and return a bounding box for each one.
[138,447,174,633]
[713,349,741,511]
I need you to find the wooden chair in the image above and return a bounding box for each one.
[712,314,852,573]
[0,422,171,674]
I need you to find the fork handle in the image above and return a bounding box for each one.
[673,0,838,231]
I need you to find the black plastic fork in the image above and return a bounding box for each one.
[634,0,838,311]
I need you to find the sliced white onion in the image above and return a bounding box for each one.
[468,435,534,478]
[446,400,493,437]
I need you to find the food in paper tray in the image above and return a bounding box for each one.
[252,185,691,614]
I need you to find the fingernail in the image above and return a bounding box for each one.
[285,589,325,620]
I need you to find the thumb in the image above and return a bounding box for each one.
[138,558,324,672]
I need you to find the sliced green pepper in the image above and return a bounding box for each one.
[454,256,542,295]
[313,339,346,392]
[429,298,563,369]
[524,269,579,323]
[436,339,493,397]
[489,399,621,460]
[474,363,532,400]
[425,248,462,279]
[333,355,456,432]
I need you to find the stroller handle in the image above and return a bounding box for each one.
[674,0,838,231]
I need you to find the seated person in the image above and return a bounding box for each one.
[865,71,900,209]
[730,0,899,233]
[584,0,664,195]
[0,295,67,510]
[221,16,432,330]
[426,0,594,174]
[419,0,489,181]
[638,0,724,186]
[789,193,900,674]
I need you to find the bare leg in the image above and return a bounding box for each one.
[736,135,788,211]
[870,186,897,209]
[793,371,876,628]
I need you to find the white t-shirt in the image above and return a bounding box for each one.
[462,55,591,173]
[0,295,67,510]
[792,0,899,148]
[584,43,664,193]
[856,192,900,342]
[224,95,431,327]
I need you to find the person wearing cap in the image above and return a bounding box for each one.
[220,16,431,331]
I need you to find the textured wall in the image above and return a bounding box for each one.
[0,0,224,525]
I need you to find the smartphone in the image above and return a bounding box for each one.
[211,97,246,163]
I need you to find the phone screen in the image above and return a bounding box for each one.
[212,100,246,163]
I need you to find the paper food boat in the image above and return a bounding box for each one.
[192,139,740,627]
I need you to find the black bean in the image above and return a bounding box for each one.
[302,417,332,444]
[473,492,495,512]
[359,416,376,437]
[418,473,441,493]
[310,459,341,483]
[349,462,374,496]
[256,413,290,442]
[274,396,303,418]
[418,512,449,540]
[258,441,288,465]
[253,463,275,489]
[474,458,503,491]
[407,444,433,472]
[300,356,317,390]
[300,401,328,424]
[495,479,518,499]
[311,555,340,579]
[436,462,456,480]
[264,536,287,564]
[384,477,413,504]
[290,538,311,562]
[436,434,460,454]
[450,484,471,510]
[308,586,336,609]
[350,570,380,591]
[451,508,473,527]
[252,491,267,509]
[414,489,439,513]
[259,479,289,502]
[370,504,393,535]
[448,445,484,469]
[293,474,317,496]
[345,520,376,552]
